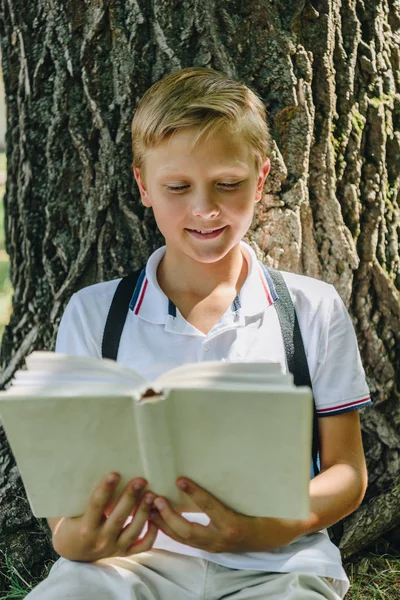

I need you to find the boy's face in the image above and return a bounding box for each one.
[134,127,270,266]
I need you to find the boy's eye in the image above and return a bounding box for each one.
[165,181,242,192]
[165,184,189,192]
[218,182,242,190]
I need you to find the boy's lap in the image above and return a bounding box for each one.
[25,552,342,600]
[25,558,138,600]
[25,552,199,600]
[228,572,341,599]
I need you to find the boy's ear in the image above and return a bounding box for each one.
[133,167,151,207]
[255,159,271,203]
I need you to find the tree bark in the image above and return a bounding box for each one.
[0,0,398,590]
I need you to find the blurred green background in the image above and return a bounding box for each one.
[0,153,12,341]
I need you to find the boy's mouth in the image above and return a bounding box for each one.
[186,226,226,239]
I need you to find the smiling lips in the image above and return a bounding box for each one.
[186,226,227,239]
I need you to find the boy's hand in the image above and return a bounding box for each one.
[149,478,304,553]
[51,473,158,561]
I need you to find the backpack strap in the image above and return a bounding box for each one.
[263,266,347,545]
[101,270,144,361]
[263,265,320,478]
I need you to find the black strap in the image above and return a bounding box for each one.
[264,266,320,478]
[101,270,143,360]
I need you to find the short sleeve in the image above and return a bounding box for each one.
[310,288,371,416]
[55,294,101,357]
[281,272,372,417]
[55,279,121,358]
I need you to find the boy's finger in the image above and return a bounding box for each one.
[105,486,154,540]
[149,506,207,547]
[176,479,231,524]
[125,521,159,555]
[151,497,202,540]
[103,477,147,519]
[84,473,121,529]
[148,508,183,539]
[115,492,156,549]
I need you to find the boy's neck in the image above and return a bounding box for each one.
[157,244,247,300]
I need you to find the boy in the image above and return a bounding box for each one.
[26,68,371,599]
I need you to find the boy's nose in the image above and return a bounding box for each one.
[191,194,220,219]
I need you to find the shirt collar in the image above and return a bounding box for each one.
[128,242,278,326]
[129,246,171,324]
[238,242,279,316]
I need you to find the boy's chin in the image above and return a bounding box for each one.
[181,242,243,265]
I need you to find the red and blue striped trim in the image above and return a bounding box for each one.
[168,299,177,317]
[129,269,148,315]
[258,264,278,306]
[317,396,372,417]
[129,262,278,317]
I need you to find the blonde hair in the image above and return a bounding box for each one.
[131,67,272,171]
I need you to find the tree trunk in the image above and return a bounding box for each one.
[0,0,398,590]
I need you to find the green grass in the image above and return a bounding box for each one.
[0,551,53,599]
[344,541,400,599]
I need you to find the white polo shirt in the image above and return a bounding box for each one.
[56,242,371,598]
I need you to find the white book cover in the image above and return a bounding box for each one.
[0,352,313,520]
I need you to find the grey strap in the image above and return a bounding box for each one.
[263,265,320,477]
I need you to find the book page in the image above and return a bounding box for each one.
[16,352,149,389]
[12,372,139,386]
[13,353,291,399]
[0,394,146,517]
[154,361,290,391]
[163,387,312,519]
[4,383,145,397]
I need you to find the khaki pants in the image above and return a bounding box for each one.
[26,550,342,599]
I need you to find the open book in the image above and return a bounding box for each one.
[0,352,313,520]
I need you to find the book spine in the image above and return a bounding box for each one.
[134,396,180,504]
